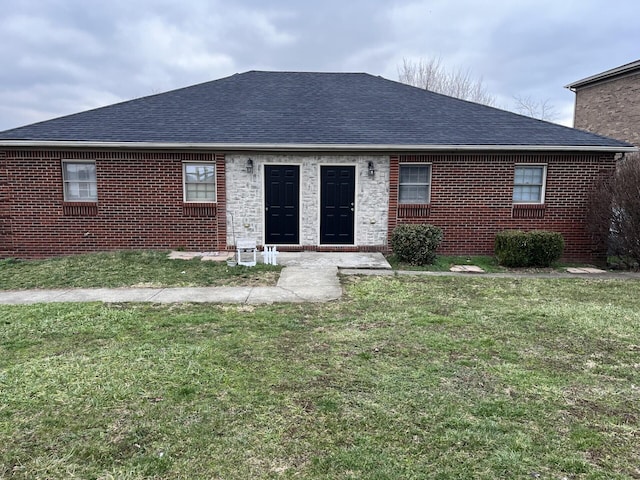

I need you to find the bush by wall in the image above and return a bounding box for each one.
[587,154,640,268]
[391,224,443,265]
[494,230,565,267]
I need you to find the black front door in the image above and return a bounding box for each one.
[265,165,299,244]
[320,166,355,244]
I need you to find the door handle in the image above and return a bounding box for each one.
[265,206,269,211]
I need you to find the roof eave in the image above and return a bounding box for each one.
[0,140,635,153]
[565,60,640,90]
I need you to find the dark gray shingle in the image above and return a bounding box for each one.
[0,71,632,148]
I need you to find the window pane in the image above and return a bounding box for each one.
[63,162,97,201]
[64,163,96,181]
[513,166,544,203]
[400,165,429,184]
[515,167,543,185]
[513,185,541,203]
[399,164,431,204]
[399,185,429,203]
[184,163,216,202]
[185,181,216,201]
[185,164,215,182]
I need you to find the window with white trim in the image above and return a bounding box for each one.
[62,161,97,201]
[183,163,216,202]
[513,165,546,204]
[399,164,431,204]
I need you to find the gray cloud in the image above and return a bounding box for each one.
[1,0,638,131]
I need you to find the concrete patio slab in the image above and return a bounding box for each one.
[276,252,391,269]
[450,265,485,273]
[567,267,607,274]
[168,251,234,261]
[201,252,235,262]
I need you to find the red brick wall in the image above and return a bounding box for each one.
[1,150,226,258]
[0,151,12,256]
[0,149,618,261]
[388,152,617,262]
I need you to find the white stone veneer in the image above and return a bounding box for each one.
[225,154,390,247]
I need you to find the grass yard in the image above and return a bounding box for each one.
[1,276,639,479]
[386,254,507,272]
[385,254,603,273]
[0,251,281,289]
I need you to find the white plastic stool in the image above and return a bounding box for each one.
[236,238,257,266]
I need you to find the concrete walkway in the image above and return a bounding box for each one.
[1,252,637,305]
[0,267,343,305]
[0,253,390,305]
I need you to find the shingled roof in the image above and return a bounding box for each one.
[0,71,634,152]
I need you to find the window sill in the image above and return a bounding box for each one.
[512,203,545,219]
[398,204,430,218]
[63,201,98,216]
[183,202,217,217]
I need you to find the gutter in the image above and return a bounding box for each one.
[0,140,636,153]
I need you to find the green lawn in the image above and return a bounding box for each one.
[386,254,507,272]
[0,251,281,289]
[1,276,639,479]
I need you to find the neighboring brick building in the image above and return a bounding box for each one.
[0,71,635,260]
[566,59,640,146]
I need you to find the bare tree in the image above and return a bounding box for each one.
[397,57,497,106]
[513,95,558,121]
[587,153,640,268]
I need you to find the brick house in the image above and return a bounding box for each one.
[566,59,640,147]
[0,71,634,260]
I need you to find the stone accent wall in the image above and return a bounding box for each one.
[225,154,390,248]
[573,72,640,147]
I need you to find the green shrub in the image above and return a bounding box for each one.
[391,224,443,265]
[494,230,564,267]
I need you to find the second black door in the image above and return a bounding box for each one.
[320,166,355,244]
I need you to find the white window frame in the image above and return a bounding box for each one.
[399,163,432,204]
[513,164,547,204]
[183,162,217,203]
[62,160,97,202]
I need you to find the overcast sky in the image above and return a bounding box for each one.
[1,0,638,132]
